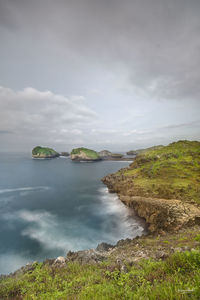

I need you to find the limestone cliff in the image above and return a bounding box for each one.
[102,140,200,233]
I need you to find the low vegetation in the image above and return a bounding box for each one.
[122,140,200,204]
[1,247,200,299]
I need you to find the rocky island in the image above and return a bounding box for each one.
[98,150,112,159]
[70,147,101,161]
[32,146,59,158]
[98,150,134,161]
[60,152,69,157]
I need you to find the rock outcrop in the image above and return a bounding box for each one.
[32,146,59,158]
[98,150,131,161]
[102,141,200,233]
[60,152,69,157]
[70,147,101,161]
[98,150,112,159]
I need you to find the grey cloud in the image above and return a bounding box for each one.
[1,0,200,100]
[0,130,13,134]
[0,1,200,151]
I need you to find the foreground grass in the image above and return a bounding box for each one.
[0,250,200,299]
[122,140,200,204]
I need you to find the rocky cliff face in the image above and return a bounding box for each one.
[102,141,200,233]
[102,174,200,233]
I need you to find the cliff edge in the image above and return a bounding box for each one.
[102,140,200,233]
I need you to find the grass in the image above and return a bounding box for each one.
[32,146,58,156]
[122,140,200,204]
[71,147,100,159]
[0,250,200,299]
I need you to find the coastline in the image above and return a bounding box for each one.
[1,143,200,298]
[102,168,200,234]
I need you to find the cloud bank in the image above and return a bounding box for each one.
[0,86,97,150]
[0,0,200,150]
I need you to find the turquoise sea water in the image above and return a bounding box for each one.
[0,153,145,274]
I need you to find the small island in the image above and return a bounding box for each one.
[98,150,112,159]
[60,152,69,157]
[70,147,101,161]
[32,146,59,159]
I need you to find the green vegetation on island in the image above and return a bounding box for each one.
[32,146,59,158]
[71,147,101,161]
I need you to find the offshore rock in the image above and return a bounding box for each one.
[98,150,112,159]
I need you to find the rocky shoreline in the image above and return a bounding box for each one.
[102,141,200,234]
[102,169,200,234]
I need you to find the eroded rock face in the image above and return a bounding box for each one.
[102,174,200,233]
[120,195,200,233]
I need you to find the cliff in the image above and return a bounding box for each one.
[32,146,59,158]
[102,140,200,233]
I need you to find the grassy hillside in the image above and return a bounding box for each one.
[32,146,59,157]
[121,141,200,204]
[71,147,100,159]
[127,145,164,155]
[0,229,200,299]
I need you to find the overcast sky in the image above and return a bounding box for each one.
[0,0,200,152]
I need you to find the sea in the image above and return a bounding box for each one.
[0,153,146,275]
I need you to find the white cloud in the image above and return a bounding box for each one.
[0,86,96,149]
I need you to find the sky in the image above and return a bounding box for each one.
[0,0,200,152]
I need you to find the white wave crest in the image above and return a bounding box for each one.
[0,186,50,194]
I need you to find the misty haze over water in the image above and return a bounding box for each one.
[0,153,145,274]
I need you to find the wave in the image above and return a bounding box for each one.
[0,186,50,194]
[96,186,146,239]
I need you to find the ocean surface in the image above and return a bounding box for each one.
[0,153,146,274]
